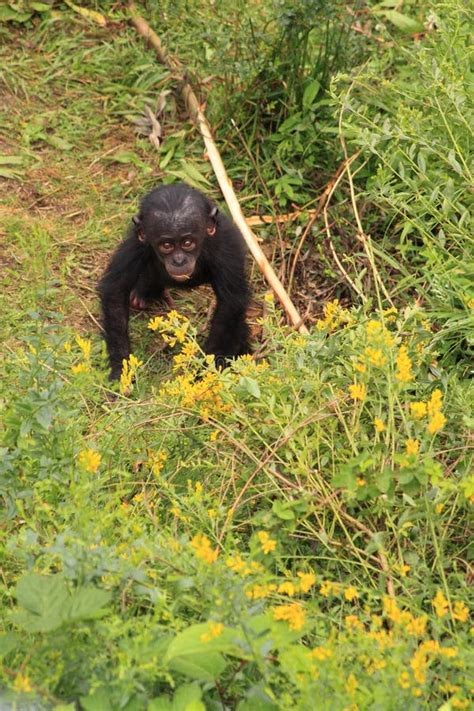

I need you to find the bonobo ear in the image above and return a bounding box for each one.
[132,214,145,242]
[207,206,218,236]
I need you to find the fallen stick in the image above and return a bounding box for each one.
[128,2,308,334]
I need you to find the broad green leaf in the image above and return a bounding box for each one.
[148,698,172,711]
[166,623,240,659]
[14,573,69,632]
[172,684,203,711]
[376,9,424,33]
[0,632,20,658]
[237,377,261,399]
[65,586,111,622]
[168,651,227,681]
[0,7,32,22]
[80,689,114,711]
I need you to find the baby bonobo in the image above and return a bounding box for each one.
[98,183,251,380]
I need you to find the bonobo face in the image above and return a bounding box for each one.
[135,186,217,282]
[154,229,202,282]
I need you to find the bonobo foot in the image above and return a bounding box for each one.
[129,289,175,311]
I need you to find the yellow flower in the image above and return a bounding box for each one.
[427,411,446,434]
[344,586,359,601]
[364,347,387,368]
[406,615,427,637]
[78,448,101,474]
[278,581,296,596]
[405,438,420,456]
[13,674,32,693]
[120,354,143,394]
[356,477,366,487]
[398,671,411,689]
[432,590,449,618]
[348,383,366,401]
[148,316,165,331]
[257,530,276,554]
[345,615,364,631]
[297,571,316,593]
[63,341,72,353]
[190,533,219,564]
[147,449,167,476]
[200,622,224,642]
[245,583,277,600]
[345,673,358,695]
[395,564,411,577]
[271,602,305,630]
[210,430,219,442]
[452,601,469,623]
[71,362,91,375]
[308,646,332,661]
[410,402,427,419]
[75,334,91,360]
[264,292,274,303]
[427,388,443,416]
[374,418,385,432]
[320,580,341,597]
[395,345,413,382]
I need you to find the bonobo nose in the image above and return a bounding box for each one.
[172,254,186,267]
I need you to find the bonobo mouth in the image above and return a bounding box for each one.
[168,271,193,282]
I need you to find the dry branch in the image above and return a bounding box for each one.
[128,2,308,334]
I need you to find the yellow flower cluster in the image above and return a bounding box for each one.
[348,382,366,401]
[405,438,420,456]
[147,449,167,477]
[226,554,263,576]
[297,571,316,593]
[200,622,223,642]
[257,530,277,554]
[271,602,306,630]
[395,345,414,382]
[410,640,458,685]
[320,580,342,597]
[160,370,228,420]
[120,354,143,394]
[382,597,427,637]
[190,533,219,564]
[307,646,332,661]
[344,586,359,601]
[71,334,92,374]
[246,583,277,600]
[410,388,446,434]
[148,310,189,347]
[345,615,364,631]
[374,417,385,433]
[366,319,395,347]
[173,340,199,371]
[78,448,101,474]
[316,299,352,332]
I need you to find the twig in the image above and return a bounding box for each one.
[287,155,358,295]
[128,2,308,334]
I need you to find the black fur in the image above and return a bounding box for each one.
[98,183,251,380]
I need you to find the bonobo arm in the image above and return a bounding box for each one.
[205,228,251,365]
[98,234,148,380]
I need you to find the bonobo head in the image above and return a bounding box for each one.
[132,183,218,282]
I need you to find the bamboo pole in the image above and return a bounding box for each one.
[128,2,308,334]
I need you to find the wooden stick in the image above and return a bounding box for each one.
[128,2,308,334]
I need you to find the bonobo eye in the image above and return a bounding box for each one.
[158,242,174,254]
[181,238,196,251]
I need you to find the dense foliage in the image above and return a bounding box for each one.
[0,1,472,709]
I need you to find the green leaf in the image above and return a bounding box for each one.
[166,623,240,658]
[14,573,69,632]
[168,651,227,681]
[0,155,24,165]
[0,632,20,658]
[0,7,32,23]
[376,9,424,33]
[80,689,114,711]
[65,586,111,622]
[302,80,320,109]
[172,684,204,711]
[237,377,261,399]
[272,501,295,520]
[148,698,172,711]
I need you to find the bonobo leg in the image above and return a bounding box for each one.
[205,283,251,367]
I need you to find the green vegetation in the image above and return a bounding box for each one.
[0,2,472,710]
